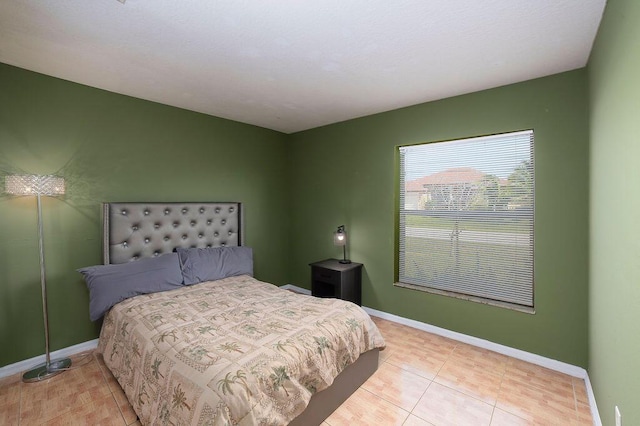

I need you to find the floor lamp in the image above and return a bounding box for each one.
[5,175,72,382]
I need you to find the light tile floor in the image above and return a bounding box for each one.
[0,317,593,425]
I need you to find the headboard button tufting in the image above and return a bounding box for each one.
[104,202,242,264]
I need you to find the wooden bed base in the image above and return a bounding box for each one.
[289,348,380,425]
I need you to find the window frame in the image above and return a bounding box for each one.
[394,130,535,313]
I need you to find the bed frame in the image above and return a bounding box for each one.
[102,202,379,425]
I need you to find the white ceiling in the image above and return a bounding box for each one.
[0,0,606,134]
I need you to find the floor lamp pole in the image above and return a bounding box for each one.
[22,192,71,382]
[37,193,52,366]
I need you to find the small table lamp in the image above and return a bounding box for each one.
[5,175,72,382]
[334,225,351,264]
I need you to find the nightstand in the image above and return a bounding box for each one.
[309,259,363,305]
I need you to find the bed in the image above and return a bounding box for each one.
[84,202,385,425]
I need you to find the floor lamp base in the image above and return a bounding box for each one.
[22,358,72,383]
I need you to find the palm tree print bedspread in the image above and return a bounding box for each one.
[98,275,386,425]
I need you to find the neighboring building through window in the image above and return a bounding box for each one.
[397,130,534,309]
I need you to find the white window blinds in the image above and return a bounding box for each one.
[398,130,534,307]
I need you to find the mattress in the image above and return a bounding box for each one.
[98,275,385,425]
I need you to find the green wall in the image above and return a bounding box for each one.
[5,4,638,419]
[0,60,593,372]
[0,63,290,367]
[289,70,590,367]
[589,0,640,424]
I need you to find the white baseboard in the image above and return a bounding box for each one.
[365,306,586,376]
[1,286,602,425]
[280,284,311,295]
[281,283,600,424]
[364,306,602,425]
[0,339,99,379]
[584,372,602,426]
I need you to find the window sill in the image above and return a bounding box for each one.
[393,281,535,314]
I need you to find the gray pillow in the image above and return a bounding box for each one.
[177,246,253,285]
[78,252,183,321]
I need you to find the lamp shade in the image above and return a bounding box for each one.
[5,175,65,196]
[334,225,346,246]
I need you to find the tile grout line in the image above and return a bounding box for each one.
[95,353,130,425]
[384,325,504,425]
[379,357,432,415]
[433,341,501,406]
[356,344,443,424]
[408,378,434,423]
[424,327,538,424]
[571,379,580,422]
[496,368,580,423]
[408,375,431,414]
[412,354,498,425]
[494,364,537,422]
[18,375,22,426]
[359,382,412,417]
[488,357,508,426]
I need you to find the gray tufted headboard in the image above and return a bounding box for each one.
[103,202,243,264]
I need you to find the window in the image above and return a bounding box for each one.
[397,130,534,309]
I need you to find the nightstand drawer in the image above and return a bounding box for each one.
[312,280,338,299]
[312,267,341,284]
[309,259,363,306]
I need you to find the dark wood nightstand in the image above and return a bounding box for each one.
[309,259,363,305]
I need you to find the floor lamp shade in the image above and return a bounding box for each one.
[5,174,71,382]
[5,175,65,196]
